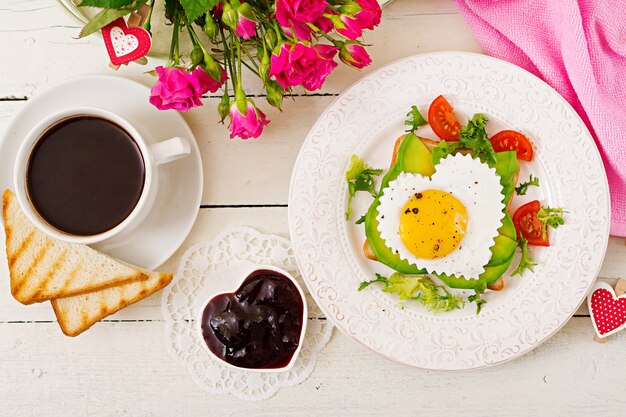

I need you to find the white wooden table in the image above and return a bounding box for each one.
[2,1,626,415]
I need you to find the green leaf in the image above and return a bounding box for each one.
[512,238,537,277]
[430,140,463,166]
[404,105,428,132]
[458,113,497,166]
[178,0,219,23]
[359,273,464,313]
[537,206,566,239]
[358,273,388,291]
[79,0,147,37]
[345,154,382,220]
[355,214,367,225]
[383,273,424,300]
[515,174,540,196]
[164,0,178,21]
[78,0,136,7]
[468,290,486,314]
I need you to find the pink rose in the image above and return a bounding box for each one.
[228,100,270,139]
[149,66,222,112]
[236,15,257,39]
[339,43,372,69]
[276,0,328,40]
[336,15,365,40]
[336,0,382,40]
[197,66,227,92]
[276,0,328,26]
[355,0,382,29]
[233,3,257,39]
[270,43,339,91]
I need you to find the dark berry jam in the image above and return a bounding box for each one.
[200,269,305,369]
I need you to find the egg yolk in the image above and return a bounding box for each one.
[398,189,468,259]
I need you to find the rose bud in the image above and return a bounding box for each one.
[218,92,231,123]
[203,14,219,40]
[339,42,372,69]
[265,80,284,110]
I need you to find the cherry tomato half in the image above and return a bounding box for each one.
[490,130,534,161]
[428,95,462,141]
[512,200,549,246]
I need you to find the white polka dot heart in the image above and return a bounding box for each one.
[588,281,626,338]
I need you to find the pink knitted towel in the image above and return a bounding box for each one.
[454,0,626,236]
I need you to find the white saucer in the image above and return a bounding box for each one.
[0,75,203,270]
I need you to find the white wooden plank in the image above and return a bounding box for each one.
[1,318,625,417]
[0,0,479,98]
[0,206,623,321]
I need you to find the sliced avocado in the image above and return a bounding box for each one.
[494,151,518,206]
[485,233,517,267]
[365,135,434,274]
[365,199,425,274]
[397,133,435,176]
[436,252,514,290]
[498,213,517,241]
[485,213,518,267]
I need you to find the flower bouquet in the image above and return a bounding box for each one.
[77,0,382,139]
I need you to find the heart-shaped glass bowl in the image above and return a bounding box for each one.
[196,264,308,373]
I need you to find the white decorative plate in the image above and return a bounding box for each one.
[288,52,610,370]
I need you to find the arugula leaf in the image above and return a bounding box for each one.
[359,273,464,313]
[512,238,537,277]
[430,140,464,166]
[178,0,220,23]
[404,105,428,132]
[515,174,540,196]
[79,0,136,7]
[79,0,147,37]
[345,155,382,220]
[458,113,497,166]
[468,290,486,314]
[537,206,566,239]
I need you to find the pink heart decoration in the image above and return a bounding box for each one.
[101,18,152,65]
[588,282,626,337]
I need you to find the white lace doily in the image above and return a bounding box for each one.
[161,227,333,401]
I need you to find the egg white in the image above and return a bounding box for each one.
[377,153,505,279]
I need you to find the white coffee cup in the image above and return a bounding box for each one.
[13,106,190,245]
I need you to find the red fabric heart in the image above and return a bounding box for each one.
[101,18,152,66]
[590,288,626,336]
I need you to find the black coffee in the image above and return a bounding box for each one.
[26,116,145,236]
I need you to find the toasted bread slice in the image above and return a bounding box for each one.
[487,276,505,291]
[2,190,148,304]
[51,269,173,336]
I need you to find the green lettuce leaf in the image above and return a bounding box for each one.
[512,238,537,277]
[359,273,465,313]
[430,140,464,166]
[345,155,382,220]
[404,105,428,132]
[458,113,497,166]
